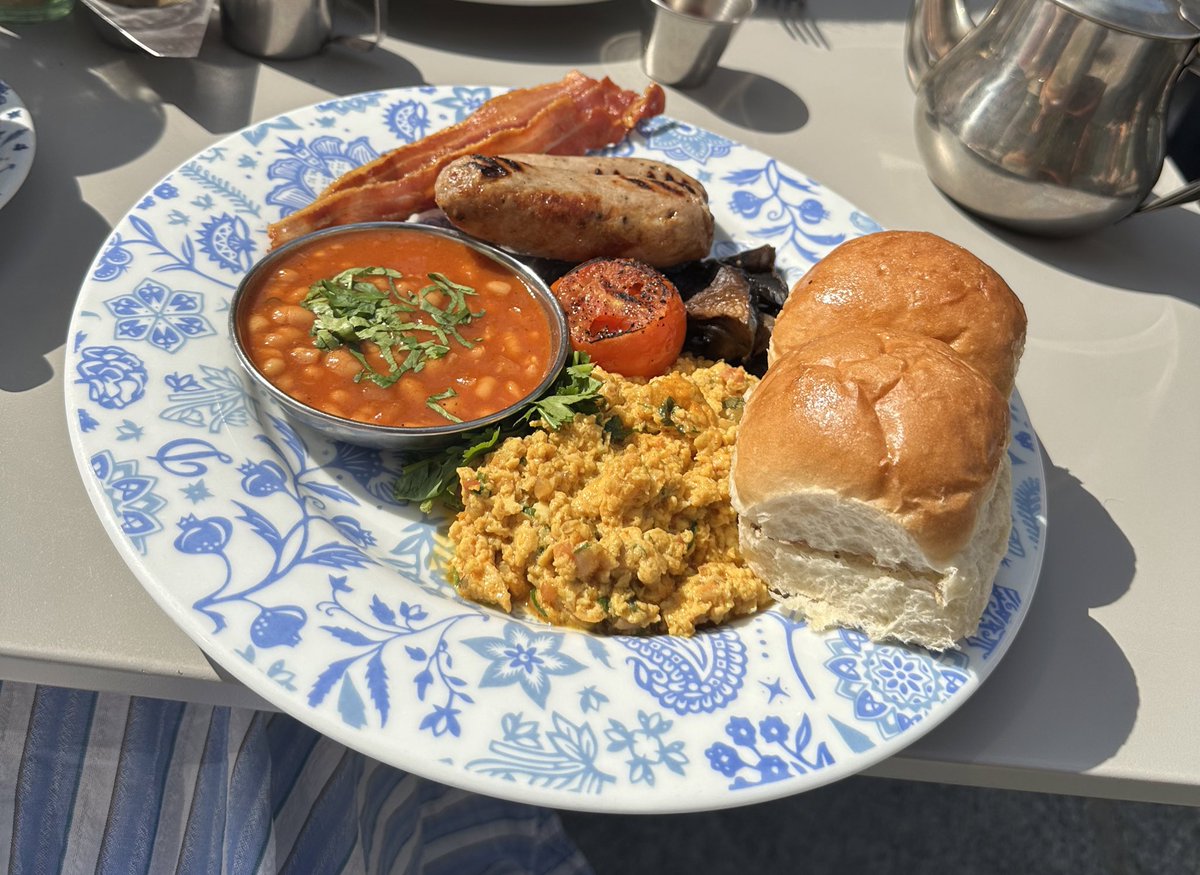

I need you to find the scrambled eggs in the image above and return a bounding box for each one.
[449,358,771,636]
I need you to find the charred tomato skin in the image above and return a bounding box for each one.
[551,258,687,378]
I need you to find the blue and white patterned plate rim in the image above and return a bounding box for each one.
[0,80,35,211]
[63,84,1048,814]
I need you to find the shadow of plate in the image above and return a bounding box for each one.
[903,441,1138,773]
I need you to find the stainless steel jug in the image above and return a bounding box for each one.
[906,0,1200,235]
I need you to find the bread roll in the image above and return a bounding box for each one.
[769,231,1027,398]
[732,327,1012,650]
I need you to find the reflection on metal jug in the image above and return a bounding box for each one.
[906,0,1200,235]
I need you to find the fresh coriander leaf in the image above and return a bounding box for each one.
[426,388,463,423]
[521,354,603,429]
[461,427,504,463]
[392,426,504,514]
[392,452,464,510]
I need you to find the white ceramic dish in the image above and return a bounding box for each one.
[64,84,1047,813]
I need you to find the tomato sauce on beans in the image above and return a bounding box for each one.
[238,228,556,428]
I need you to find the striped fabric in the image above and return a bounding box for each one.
[0,682,593,875]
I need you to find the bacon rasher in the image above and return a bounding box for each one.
[321,72,601,196]
[267,72,666,248]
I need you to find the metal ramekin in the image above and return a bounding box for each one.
[229,222,570,450]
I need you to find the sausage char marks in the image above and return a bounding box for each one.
[434,153,714,268]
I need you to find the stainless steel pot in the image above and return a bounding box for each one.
[907,0,1200,235]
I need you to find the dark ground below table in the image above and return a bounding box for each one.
[560,776,1200,874]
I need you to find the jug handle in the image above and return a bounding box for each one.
[1133,56,1200,215]
[333,0,388,52]
[1135,179,1200,213]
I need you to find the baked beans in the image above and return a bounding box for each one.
[238,228,556,428]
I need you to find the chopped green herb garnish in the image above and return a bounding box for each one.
[393,352,604,513]
[301,267,483,389]
[425,387,462,423]
[524,356,604,430]
[529,588,549,619]
[722,396,745,412]
[658,396,679,428]
[602,415,631,443]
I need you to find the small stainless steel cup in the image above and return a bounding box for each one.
[641,0,755,88]
[220,0,386,60]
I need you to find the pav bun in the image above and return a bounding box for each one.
[769,231,1027,398]
[732,327,1012,650]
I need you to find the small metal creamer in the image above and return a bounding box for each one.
[906,0,1200,235]
[221,0,387,60]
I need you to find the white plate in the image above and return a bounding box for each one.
[64,85,1047,813]
[0,81,35,209]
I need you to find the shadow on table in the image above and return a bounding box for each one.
[987,206,1200,309]
[0,14,160,392]
[910,441,1138,771]
[393,0,645,66]
[0,11,259,393]
[669,67,809,133]
[0,10,430,394]
[91,12,426,137]
[598,29,810,133]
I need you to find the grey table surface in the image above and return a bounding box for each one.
[2,0,1198,808]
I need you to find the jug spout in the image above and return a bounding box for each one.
[905,0,976,88]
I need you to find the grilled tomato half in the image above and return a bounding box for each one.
[551,258,687,378]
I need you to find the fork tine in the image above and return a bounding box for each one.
[796,0,829,49]
[782,13,805,43]
[800,13,829,49]
[772,0,826,49]
[790,16,812,45]
[771,0,802,43]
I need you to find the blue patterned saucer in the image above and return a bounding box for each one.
[64,85,1047,813]
[0,81,35,210]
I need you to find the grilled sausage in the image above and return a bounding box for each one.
[434,154,714,268]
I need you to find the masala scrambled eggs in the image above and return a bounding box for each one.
[448,358,771,636]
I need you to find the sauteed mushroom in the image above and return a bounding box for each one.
[667,245,787,371]
[683,265,759,363]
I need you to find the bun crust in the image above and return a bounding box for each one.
[769,231,1027,398]
[732,328,1012,648]
[734,328,1010,563]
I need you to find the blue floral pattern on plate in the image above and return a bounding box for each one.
[0,80,35,210]
[64,86,1048,814]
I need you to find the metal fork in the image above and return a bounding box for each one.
[763,0,829,49]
